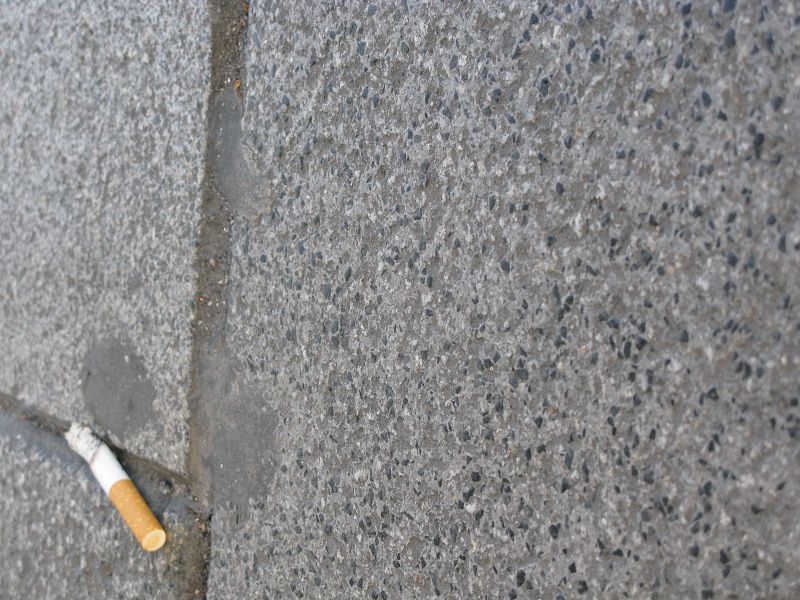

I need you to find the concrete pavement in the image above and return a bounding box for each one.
[0,0,209,474]
[206,1,800,597]
[1,1,799,598]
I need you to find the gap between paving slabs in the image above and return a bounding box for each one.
[187,0,250,509]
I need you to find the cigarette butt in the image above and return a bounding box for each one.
[65,423,166,552]
[108,479,167,551]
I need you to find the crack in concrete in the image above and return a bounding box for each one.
[0,391,193,490]
[187,0,249,512]
[186,0,252,595]
[0,390,211,503]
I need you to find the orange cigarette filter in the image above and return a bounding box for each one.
[65,423,166,552]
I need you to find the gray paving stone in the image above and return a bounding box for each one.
[0,1,209,473]
[0,412,208,599]
[207,1,800,598]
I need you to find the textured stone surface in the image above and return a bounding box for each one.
[0,412,208,599]
[0,1,209,472]
[207,1,800,598]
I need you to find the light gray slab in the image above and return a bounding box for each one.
[0,412,208,599]
[207,1,800,598]
[0,2,210,473]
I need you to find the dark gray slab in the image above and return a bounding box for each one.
[0,412,208,599]
[206,1,800,598]
[0,2,209,473]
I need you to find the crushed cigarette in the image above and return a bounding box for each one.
[65,423,166,552]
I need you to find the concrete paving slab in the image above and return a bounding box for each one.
[0,411,208,599]
[206,1,800,598]
[0,1,209,473]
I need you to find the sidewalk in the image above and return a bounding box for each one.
[1,1,799,598]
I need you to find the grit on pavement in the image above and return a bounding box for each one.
[1,1,799,599]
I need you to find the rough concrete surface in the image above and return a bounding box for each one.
[206,1,800,598]
[0,1,209,473]
[0,412,208,599]
[1,0,799,599]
